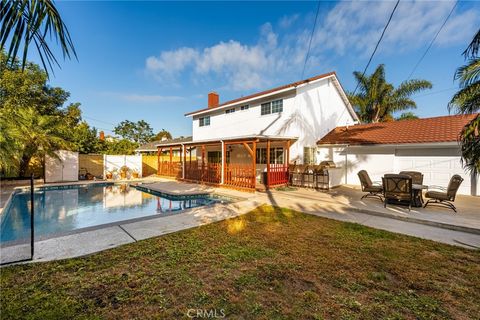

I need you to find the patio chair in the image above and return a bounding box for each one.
[423,175,464,212]
[399,171,424,185]
[358,170,383,201]
[382,174,413,211]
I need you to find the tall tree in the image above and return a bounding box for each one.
[0,0,76,74]
[348,64,432,123]
[114,120,154,144]
[449,29,480,174]
[153,129,172,141]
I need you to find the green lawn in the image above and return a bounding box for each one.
[1,205,479,319]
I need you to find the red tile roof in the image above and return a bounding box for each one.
[185,71,337,116]
[317,114,479,146]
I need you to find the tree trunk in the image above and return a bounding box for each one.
[18,154,33,178]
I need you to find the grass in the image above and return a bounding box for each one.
[1,205,479,319]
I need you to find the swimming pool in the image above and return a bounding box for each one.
[0,183,230,244]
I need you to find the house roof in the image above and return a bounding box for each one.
[136,136,193,151]
[317,114,478,146]
[185,71,355,117]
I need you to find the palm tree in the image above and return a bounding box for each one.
[348,64,432,123]
[0,0,76,74]
[449,29,480,174]
[14,106,70,176]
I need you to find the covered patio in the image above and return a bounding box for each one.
[156,135,297,191]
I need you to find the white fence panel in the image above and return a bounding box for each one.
[103,155,142,179]
[45,150,79,183]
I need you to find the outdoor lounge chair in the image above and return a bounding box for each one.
[399,171,424,185]
[423,175,464,212]
[382,174,413,211]
[358,170,383,201]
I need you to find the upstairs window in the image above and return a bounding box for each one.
[225,108,236,114]
[240,105,249,111]
[199,116,210,127]
[261,103,271,115]
[271,99,283,113]
[261,99,283,115]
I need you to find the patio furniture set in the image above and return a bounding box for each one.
[358,170,464,212]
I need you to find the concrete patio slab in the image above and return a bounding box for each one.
[138,180,214,196]
[268,186,480,234]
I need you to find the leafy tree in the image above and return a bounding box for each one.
[449,29,480,174]
[71,122,100,154]
[153,129,172,141]
[348,64,432,123]
[103,139,138,155]
[0,51,91,176]
[114,120,154,144]
[0,0,76,75]
[396,112,419,121]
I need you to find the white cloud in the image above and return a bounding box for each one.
[144,1,479,91]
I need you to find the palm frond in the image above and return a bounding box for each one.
[454,58,480,87]
[0,0,76,75]
[394,79,432,98]
[463,28,480,59]
[448,82,480,114]
[459,115,480,175]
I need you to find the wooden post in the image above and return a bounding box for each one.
[159,147,163,175]
[252,141,256,189]
[221,141,225,184]
[169,147,173,176]
[266,140,271,188]
[182,144,186,179]
[201,145,205,182]
[286,140,290,165]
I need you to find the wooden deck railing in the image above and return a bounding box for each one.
[185,162,221,184]
[225,163,256,189]
[268,164,289,187]
[158,161,182,178]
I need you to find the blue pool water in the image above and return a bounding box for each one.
[0,183,227,244]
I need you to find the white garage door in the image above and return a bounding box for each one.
[395,148,471,195]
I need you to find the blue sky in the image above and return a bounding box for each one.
[40,1,479,137]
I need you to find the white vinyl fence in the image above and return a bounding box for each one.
[103,155,142,179]
[45,150,79,183]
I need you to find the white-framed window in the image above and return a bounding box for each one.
[303,147,316,165]
[240,105,249,111]
[199,116,210,127]
[255,147,284,164]
[271,99,283,113]
[261,99,283,115]
[225,108,236,114]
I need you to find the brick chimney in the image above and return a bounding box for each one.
[208,92,219,108]
[99,131,105,141]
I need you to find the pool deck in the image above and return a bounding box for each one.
[1,179,479,264]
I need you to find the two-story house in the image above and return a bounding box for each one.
[155,71,359,190]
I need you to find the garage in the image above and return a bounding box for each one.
[316,114,479,196]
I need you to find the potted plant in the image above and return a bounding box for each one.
[105,170,113,180]
[120,166,129,179]
[132,169,140,179]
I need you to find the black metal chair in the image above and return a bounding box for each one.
[382,174,413,211]
[424,175,464,212]
[358,170,383,201]
[399,171,424,185]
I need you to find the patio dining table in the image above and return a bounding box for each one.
[412,184,428,207]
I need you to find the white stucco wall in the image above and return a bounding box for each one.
[317,145,478,196]
[191,77,356,164]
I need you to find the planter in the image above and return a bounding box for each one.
[106,172,113,180]
[132,172,139,179]
[120,172,127,179]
